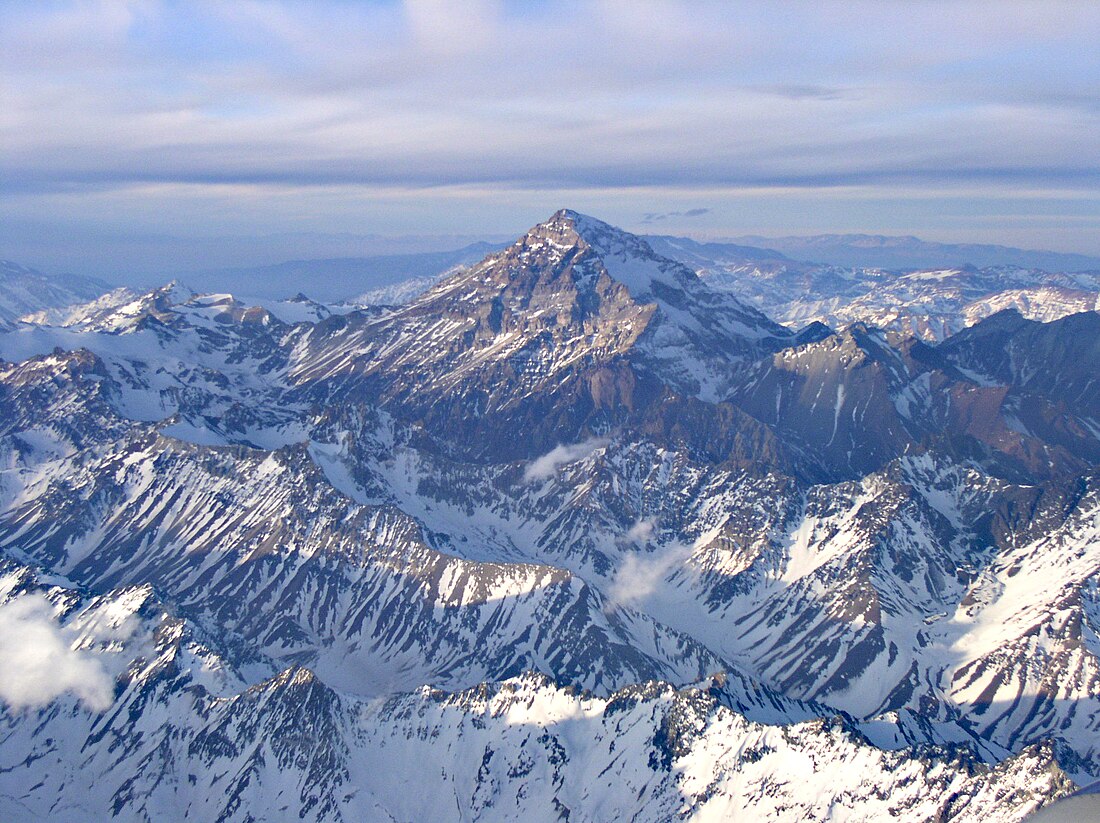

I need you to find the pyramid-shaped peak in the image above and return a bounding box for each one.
[544,208,610,229]
[532,209,642,247]
[516,209,667,278]
[468,212,786,349]
[516,208,584,243]
[541,207,594,227]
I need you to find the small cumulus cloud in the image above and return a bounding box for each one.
[523,437,609,483]
[0,594,118,712]
[607,541,694,609]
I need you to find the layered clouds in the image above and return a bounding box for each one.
[2,0,1099,273]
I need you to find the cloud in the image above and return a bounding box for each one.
[2,1,1100,264]
[523,437,609,483]
[761,84,849,101]
[0,594,117,712]
[642,208,711,223]
[4,2,1099,199]
[621,518,656,544]
[403,0,501,54]
[607,540,694,609]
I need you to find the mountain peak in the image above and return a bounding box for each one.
[526,209,645,250]
[510,209,706,306]
[542,208,628,241]
[541,207,594,228]
[332,211,794,408]
[512,209,628,259]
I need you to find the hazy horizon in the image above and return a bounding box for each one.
[10,218,1100,285]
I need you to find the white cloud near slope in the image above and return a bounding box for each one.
[606,518,695,609]
[608,540,693,609]
[0,594,116,712]
[523,437,609,482]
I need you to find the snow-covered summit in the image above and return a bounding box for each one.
[281,211,801,463]
[511,209,789,340]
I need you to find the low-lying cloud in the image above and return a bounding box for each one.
[0,594,116,712]
[523,437,609,483]
[606,518,695,609]
[608,541,694,609]
[622,518,656,544]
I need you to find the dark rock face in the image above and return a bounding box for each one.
[0,212,1098,821]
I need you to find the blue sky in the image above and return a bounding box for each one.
[2,0,1099,275]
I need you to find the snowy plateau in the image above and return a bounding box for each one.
[1,210,1100,821]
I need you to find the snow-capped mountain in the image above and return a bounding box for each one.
[0,559,1075,822]
[327,234,1100,344]
[670,250,1100,342]
[285,210,797,462]
[1,211,1098,820]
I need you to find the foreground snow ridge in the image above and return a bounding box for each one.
[0,559,1073,823]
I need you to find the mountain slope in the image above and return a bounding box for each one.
[0,558,1078,822]
[286,210,795,463]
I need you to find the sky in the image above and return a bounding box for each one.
[2,0,1099,277]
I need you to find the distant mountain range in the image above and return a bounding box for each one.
[722,233,1100,271]
[335,233,1100,344]
[179,242,505,303]
[0,260,112,328]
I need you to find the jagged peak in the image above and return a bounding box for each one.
[347,208,795,406]
[413,209,655,311]
[135,279,196,309]
[412,209,790,354]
